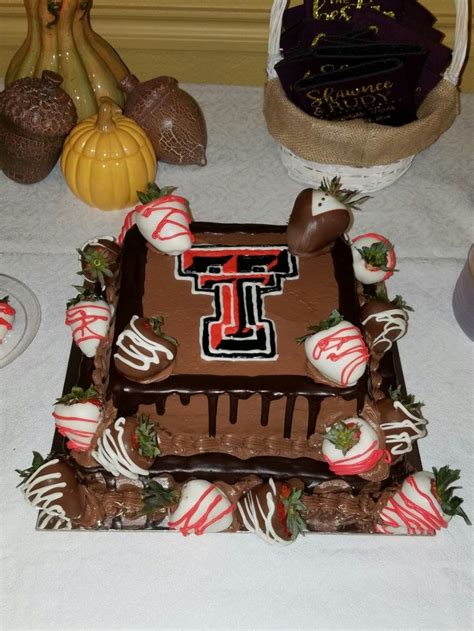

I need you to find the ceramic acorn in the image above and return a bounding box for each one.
[287,176,370,257]
[17,453,85,526]
[77,236,122,289]
[237,479,306,544]
[119,74,207,166]
[61,97,156,210]
[377,386,428,461]
[361,292,412,354]
[297,310,370,387]
[52,386,102,452]
[65,287,111,358]
[351,233,397,284]
[114,315,178,383]
[0,296,16,343]
[118,182,194,255]
[322,418,387,476]
[92,414,160,480]
[167,479,235,535]
[375,466,471,535]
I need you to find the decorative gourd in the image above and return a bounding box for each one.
[5,0,129,121]
[61,97,157,211]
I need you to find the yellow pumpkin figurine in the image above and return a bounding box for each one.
[61,96,157,210]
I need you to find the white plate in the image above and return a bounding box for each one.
[0,275,41,368]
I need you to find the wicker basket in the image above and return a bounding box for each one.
[264,0,469,192]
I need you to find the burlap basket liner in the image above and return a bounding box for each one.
[264,77,459,167]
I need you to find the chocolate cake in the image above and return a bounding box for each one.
[19,183,469,540]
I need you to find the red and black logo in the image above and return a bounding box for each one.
[176,245,298,360]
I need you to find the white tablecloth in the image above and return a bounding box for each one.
[1,84,473,631]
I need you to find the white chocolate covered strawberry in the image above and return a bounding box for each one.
[376,466,471,535]
[92,414,160,479]
[298,310,369,387]
[351,233,397,284]
[167,479,235,535]
[65,288,111,358]
[53,386,102,452]
[322,418,386,476]
[119,182,194,255]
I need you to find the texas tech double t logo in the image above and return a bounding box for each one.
[176,245,298,360]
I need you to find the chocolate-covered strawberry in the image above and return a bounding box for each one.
[65,287,111,358]
[297,310,369,387]
[351,233,397,284]
[377,386,427,460]
[114,315,178,383]
[287,176,369,257]
[17,452,85,524]
[0,295,16,343]
[362,292,413,354]
[92,413,160,479]
[53,386,102,452]
[77,236,121,289]
[376,465,471,535]
[238,479,306,544]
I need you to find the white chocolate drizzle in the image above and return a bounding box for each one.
[37,510,72,530]
[237,478,291,545]
[114,315,174,371]
[362,308,408,352]
[92,416,151,480]
[22,459,70,523]
[380,401,428,455]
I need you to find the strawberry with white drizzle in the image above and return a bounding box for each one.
[376,466,471,535]
[361,292,412,354]
[65,287,111,358]
[17,452,84,525]
[114,315,177,383]
[167,479,235,535]
[351,233,397,284]
[238,479,307,544]
[378,386,428,461]
[297,310,369,387]
[0,295,16,343]
[322,418,387,476]
[92,414,160,480]
[53,386,102,452]
[119,182,194,255]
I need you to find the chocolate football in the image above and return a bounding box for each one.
[114,315,177,383]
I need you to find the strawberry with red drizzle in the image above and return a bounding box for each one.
[53,386,102,452]
[238,479,306,544]
[66,287,111,358]
[351,233,397,284]
[322,418,385,476]
[0,295,16,344]
[118,182,193,255]
[92,413,160,479]
[114,315,178,383]
[376,465,471,535]
[77,236,121,289]
[297,310,369,387]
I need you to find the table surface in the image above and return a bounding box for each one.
[1,84,473,631]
